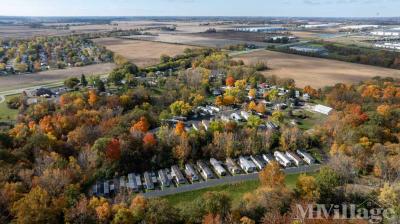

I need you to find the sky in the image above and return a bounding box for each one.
[1,0,400,17]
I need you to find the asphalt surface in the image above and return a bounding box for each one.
[142,164,321,198]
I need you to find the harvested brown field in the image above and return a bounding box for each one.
[0,63,116,92]
[93,37,198,67]
[234,50,400,88]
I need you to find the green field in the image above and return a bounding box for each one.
[0,95,19,123]
[164,173,312,209]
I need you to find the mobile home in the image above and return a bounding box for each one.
[127,173,139,192]
[197,161,214,180]
[262,154,275,164]
[250,155,267,170]
[158,169,170,188]
[297,150,315,165]
[238,156,257,173]
[210,158,227,176]
[144,172,155,190]
[286,151,303,167]
[185,163,200,182]
[225,158,241,175]
[274,151,292,167]
[171,165,186,185]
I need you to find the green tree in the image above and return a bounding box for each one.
[64,77,80,89]
[80,74,88,87]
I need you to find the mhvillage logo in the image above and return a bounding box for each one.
[294,198,398,223]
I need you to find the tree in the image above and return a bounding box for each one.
[131,117,150,133]
[247,115,262,128]
[88,90,98,107]
[248,88,256,99]
[175,121,186,136]
[170,101,192,116]
[295,174,320,201]
[143,133,157,147]
[248,101,257,111]
[145,199,180,224]
[226,76,235,87]
[378,183,399,207]
[12,187,61,224]
[271,111,284,124]
[80,74,88,87]
[315,167,340,203]
[259,162,285,188]
[64,77,80,89]
[255,103,266,114]
[106,138,121,161]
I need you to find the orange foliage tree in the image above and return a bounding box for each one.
[131,117,150,133]
[175,121,186,136]
[88,90,98,107]
[259,162,285,188]
[226,76,235,87]
[143,133,157,147]
[106,138,121,161]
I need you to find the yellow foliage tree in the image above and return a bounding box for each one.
[259,162,285,188]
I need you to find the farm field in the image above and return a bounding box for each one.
[127,33,270,48]
[93,37,199,67]
[163,173,311,209]
[0,63,115,92]
[234,50,400,88]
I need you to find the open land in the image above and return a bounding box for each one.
[234,50,400,88]
[0,63,116,92]
[93,37,199,67]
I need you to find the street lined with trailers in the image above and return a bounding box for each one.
[142,164,321,198]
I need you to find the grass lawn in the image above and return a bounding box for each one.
[0,95,19,122]
[164,173,314,209]
[297,111,327,130]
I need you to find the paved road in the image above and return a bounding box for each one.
[142,164,321,198]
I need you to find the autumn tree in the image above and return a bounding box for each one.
[170,101,192,117]
[226,76,235,87]
[295,174,320,201]
[143,133,157,147]
[12,187,62,224]
[175,121,186,136]
[88,90,98,107]
[259,162,285,188]
[106,138,121,161]
[131,117,150,133]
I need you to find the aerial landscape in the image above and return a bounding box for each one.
[1,0,400,223]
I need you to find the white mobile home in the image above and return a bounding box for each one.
[127,173,139,192]
[297,150,315,165]
[230,113,243,121]
[144,172,154,190]
[286,151,303,167]
[250,155,267,170]
[104,181,110,196]
[119,176,127,189]
[239,156,257,173]
[171,165,186,185]
[185,163,200,182]
[240,111,251,121]
[197,161,214,180]
[274,151,292,167]
[225,158,241,175]
[135,174,142,187]
[210,158,227,176]
[158,169,170,188]
[262,154,275,164]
